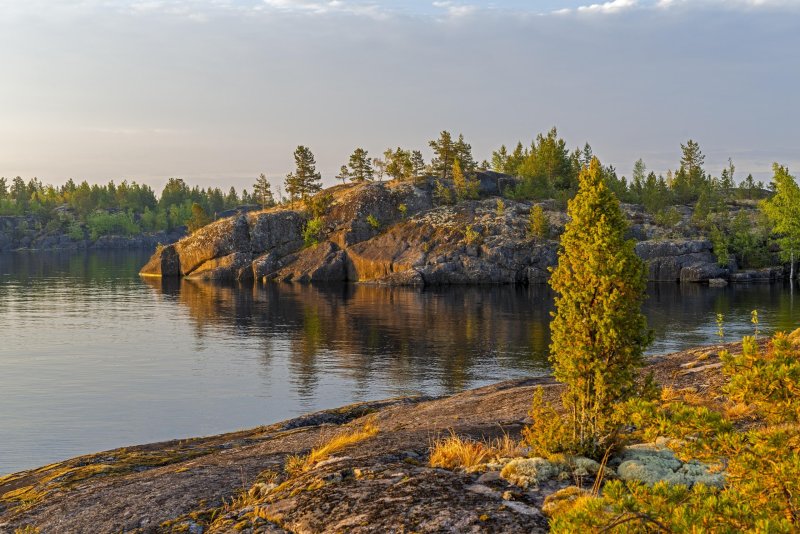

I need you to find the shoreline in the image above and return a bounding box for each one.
[0,339,748,533]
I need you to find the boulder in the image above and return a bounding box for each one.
[186,252,253,282]
[500,458,560,488]
[173,214,250,275]
[272,241,349,283]
[247,211,305,255]
[730,267,784,283]
[635,239,725,282]
[614,442,724,488]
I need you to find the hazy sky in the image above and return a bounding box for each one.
[0,0,798,192]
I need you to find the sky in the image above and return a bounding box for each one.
[0,0,798,193]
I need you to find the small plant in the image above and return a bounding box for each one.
[751,309,759,338]
[529,205,550,239]
[496,198,505,216]
[430,431,525,470]
[303,217,324,247]
[398,203,408,218]
[366,214,380,229]
[433,179,454,205]
[716,313,725,342]
[464,224,481,245]
[305,192,334,218]
[654,206,682,228]
[285,420,379,476]
[429,433,492,469]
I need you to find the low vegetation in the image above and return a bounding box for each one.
[285,420,379,476]
[428,432,526,470]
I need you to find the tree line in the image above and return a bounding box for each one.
[1,129,797,272]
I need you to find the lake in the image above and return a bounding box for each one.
[0,250,797,475]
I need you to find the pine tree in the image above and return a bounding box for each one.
[452,160,480,201]
[762,163,800,281]
[284,145,322,208]
[385,147,413,181]
[548,157,651,459]
[410,151,425,181]
[252,173,275,209]
[453,134,475,173]
[187,202,211,232]
[348,148,373,182]
[429,131,455,180]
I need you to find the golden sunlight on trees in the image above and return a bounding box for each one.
[542,158,651,459]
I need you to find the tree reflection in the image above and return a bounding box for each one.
[140,277,798,398]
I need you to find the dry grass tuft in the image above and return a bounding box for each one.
[429,433,492,469]
[489,432,528,458]
[284,420,379,477]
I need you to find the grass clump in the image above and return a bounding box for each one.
[429,434,492,469]
[429,431,526,470]
[284,420,379,476]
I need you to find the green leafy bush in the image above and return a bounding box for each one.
[303,217,324,247]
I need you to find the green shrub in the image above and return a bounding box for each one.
[550,330,800,531]
[464,224,480,245]
[303,217,324,247]
[653,207,682,227]
[529,205,550,239]
[366,214,380,229]
[306,192,334,218]
[67,222,85,241]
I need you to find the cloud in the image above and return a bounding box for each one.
[259,0,388,18]
[432,1,478,18]
[576,0,638,14]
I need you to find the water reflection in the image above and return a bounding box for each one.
[141,275,800,398]
[142,278,554,396]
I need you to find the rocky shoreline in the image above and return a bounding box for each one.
[0,215,185,253]
[0,339,753,533]
[139,178,787,286]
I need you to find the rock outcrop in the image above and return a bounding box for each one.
[139,178,776,286]
[635,239,728,282]
[140,178,563,285]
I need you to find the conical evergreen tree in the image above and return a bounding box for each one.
[548,157,651,458]
[285,145,322,207]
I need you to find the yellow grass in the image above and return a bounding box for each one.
[490,432,528,458]
[285,420,379,476]
[429,430,527,470]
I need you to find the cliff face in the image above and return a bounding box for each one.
[139,176,755,285]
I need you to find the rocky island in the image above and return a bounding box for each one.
[140,174,784,286]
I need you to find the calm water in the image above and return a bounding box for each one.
[1,250,798,475]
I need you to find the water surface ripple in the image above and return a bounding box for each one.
[0,250,797,474]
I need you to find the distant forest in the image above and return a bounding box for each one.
[1,128,796,272]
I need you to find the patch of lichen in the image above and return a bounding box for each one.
[159,506,219,533]
[0,446,214,515]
